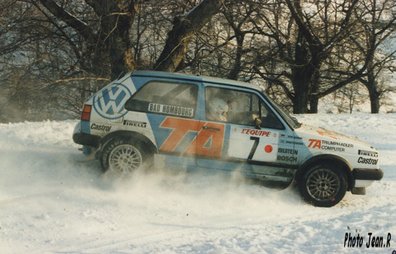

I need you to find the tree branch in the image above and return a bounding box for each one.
[38,0,95,40]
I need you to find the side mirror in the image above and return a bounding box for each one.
[254,117,262,129]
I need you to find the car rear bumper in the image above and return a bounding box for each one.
[73,132,100,148]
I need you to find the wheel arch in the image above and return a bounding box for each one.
[295,154,354,190]
[99,130,158,156]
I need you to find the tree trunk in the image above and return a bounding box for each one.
[293,89,309,114]
[369,92,380,113]
[309,96,319,113]
[366,70,380,113]
[40,0,136,79]
[285,0,360,114]
[227,33,244,80]
[108,2,136,80]
[88,0,136,79]
[154,0,223,72]
[291,31,313,114]
[308,67,321,113]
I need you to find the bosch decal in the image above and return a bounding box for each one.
[277,147,298,163]
[93,83,132,119]
[277,155,297,163]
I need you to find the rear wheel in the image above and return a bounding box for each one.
[299,163,347,207]
[100,137,149,175]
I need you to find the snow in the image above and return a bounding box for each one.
[0,114,395,253]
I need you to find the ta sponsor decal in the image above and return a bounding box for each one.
[308,139,353,152]
[358,149,378,158]
[148,103,194,118]
[344,231,392,249]
[91,123,111,132]
[123,120,147,128]
[358,157,378,165]
[159,117,224,158]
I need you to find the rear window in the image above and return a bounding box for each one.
[125,81,198,118]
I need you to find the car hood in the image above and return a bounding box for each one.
[294,124,375,150]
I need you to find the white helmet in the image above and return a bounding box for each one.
[209,98,228,121]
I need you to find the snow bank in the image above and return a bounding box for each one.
[0,114,395,253]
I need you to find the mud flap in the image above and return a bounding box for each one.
[351,187,366,195]
[75,146,97,161]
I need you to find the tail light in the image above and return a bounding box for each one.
[81,104,92,121]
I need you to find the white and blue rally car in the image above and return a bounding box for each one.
[73,71,383,207]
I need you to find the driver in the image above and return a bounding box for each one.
[207,98,229,122]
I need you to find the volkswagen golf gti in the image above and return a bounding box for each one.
[73,71,383,207]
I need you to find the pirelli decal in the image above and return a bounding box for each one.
[123,120,147,128]
[358,149,378,157]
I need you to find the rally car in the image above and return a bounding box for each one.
[73,70,383,207]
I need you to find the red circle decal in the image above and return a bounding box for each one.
[264,145,273,153]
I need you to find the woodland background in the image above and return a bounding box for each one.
[0,0,395,122]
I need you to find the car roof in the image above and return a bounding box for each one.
[131,70,262,91]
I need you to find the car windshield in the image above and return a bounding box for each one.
[260,90,301,129]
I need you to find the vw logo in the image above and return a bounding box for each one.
[93,83,132,119]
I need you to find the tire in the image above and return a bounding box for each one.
[100,137,149,175]
[298,163,347,207]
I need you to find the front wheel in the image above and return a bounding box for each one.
[299,164,347,207]
[100,137,148,175]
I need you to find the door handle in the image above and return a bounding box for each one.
[202,125,220,132]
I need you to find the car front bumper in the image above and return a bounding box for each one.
[352,168,383,188]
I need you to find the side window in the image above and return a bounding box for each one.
[205,86,284,129]
[205,87,258,125]
[260,101,284,129]
[125,82,198,118]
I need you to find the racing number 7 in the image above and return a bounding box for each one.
[248,136,259,160]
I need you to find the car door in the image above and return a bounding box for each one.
[197,85,297,183]
[124,80,200,169]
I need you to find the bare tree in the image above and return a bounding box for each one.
[1,0,395,122]
[35,0,136,79]
[354,0,396,113]
[154,0,224,71]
